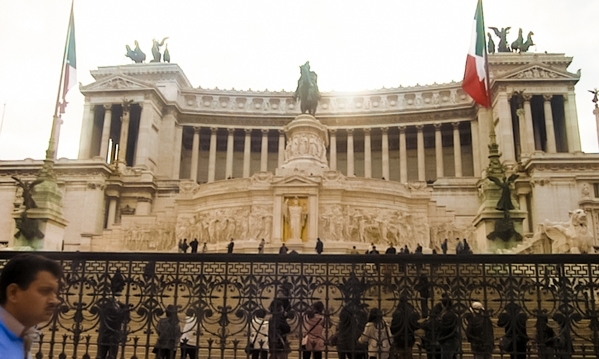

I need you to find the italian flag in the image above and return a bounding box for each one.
[61,3,76,114]
[462,0,490,108]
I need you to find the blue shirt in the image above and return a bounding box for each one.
[0,306,26,359]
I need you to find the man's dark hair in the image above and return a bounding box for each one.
[0,254,62,305]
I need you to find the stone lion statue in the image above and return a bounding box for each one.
[538,209,594,254]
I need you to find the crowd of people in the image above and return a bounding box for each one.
[176,237,475,256]
[0,254,582,359]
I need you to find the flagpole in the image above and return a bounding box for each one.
[480,0,492,108]
[40,0,74,179]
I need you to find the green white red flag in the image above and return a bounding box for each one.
[60,2,76,114]
[462,0,490,108]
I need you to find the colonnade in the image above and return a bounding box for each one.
[182,121,479,183]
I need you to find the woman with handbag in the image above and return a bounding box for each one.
[302,301,325,359]
[248,309,269,359]
[359,308,392,359]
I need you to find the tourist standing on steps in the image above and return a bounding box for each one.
[179,238,189,253]
[258,238,266,254]
[189,238,199,253]
[181,309,199,359]
[153,305,181,359]
[455,238,464,255]
[0,254,61,359]
[249,309,269,359]
[227,239,235,254]
[97,269,130,359]
[390,295,420,359]
[385,244,396,254]
[441,238,448,254]
[202,242,208,253]
[302,301,325,359]
[269,299,291,359]
[279,243,288,255]
[315,238,324,254]
[465,302,494,359]
[359,308,391,359]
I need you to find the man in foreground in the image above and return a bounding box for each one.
[0,253,62,358]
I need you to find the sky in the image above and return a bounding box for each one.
[0,0,598,160]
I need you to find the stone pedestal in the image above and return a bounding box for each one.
[19,179,68,250]
[473,179,525,253]
[277,114,329,177]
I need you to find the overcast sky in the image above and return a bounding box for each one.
[0,0,598,160]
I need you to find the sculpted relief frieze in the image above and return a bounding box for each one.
[178,86,471,116]
[176,206,272,243]
[318,205,430,249]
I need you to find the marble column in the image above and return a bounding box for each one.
[543,95,557,153]
[172,125,183,179]
[190,126,200,182]
[243,129,252,178]
[77,99,94,159]
[516,106,527,156]
[329,129,337,171]
[452,122,462,177]
[519,193,530,233]
[106,197,117,229]
[99,104,112,161]
[208,127,217,182]
[433,123,444,178]
[399,126,407,183]
[364,128,372,178]
[496,92,516,164]
[117,106,131,169]
[346,129,354,177]
[470,120,481,176]
[135,99,155,168]
[226,128,235,178]
[260,129,269,172]
[523,95,536,153]
[416,125,425,181]
[381,127,389,180]
[564,93,582,152]
[278,129,285,167]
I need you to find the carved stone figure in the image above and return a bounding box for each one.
[512,91,525,110]
[511,28,523,53]
[151,37,169,63]
[163,44,171,63]
[125,40,146,63]
[589,88,598,105]
[539,209,594,253]
[284,197,307,240]
[519,31,535,52]
[12,176,43,210]
[489,27,511,52]
[488,174,518,212]
[294,61,320,116]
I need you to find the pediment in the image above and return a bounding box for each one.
[81,74,154,92]
[499,65,577,81]
[272,175,320,187]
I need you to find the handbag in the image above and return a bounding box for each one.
[247,320,265,354]
[302,318,322,347]
[498,336,513,352]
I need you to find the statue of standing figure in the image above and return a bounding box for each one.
[284,197,307,240]
[489,27,511,52]
[151,37,169,62]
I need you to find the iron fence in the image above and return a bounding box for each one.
[1,252,599,359]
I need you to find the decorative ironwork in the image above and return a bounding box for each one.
[1,253,599,358]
